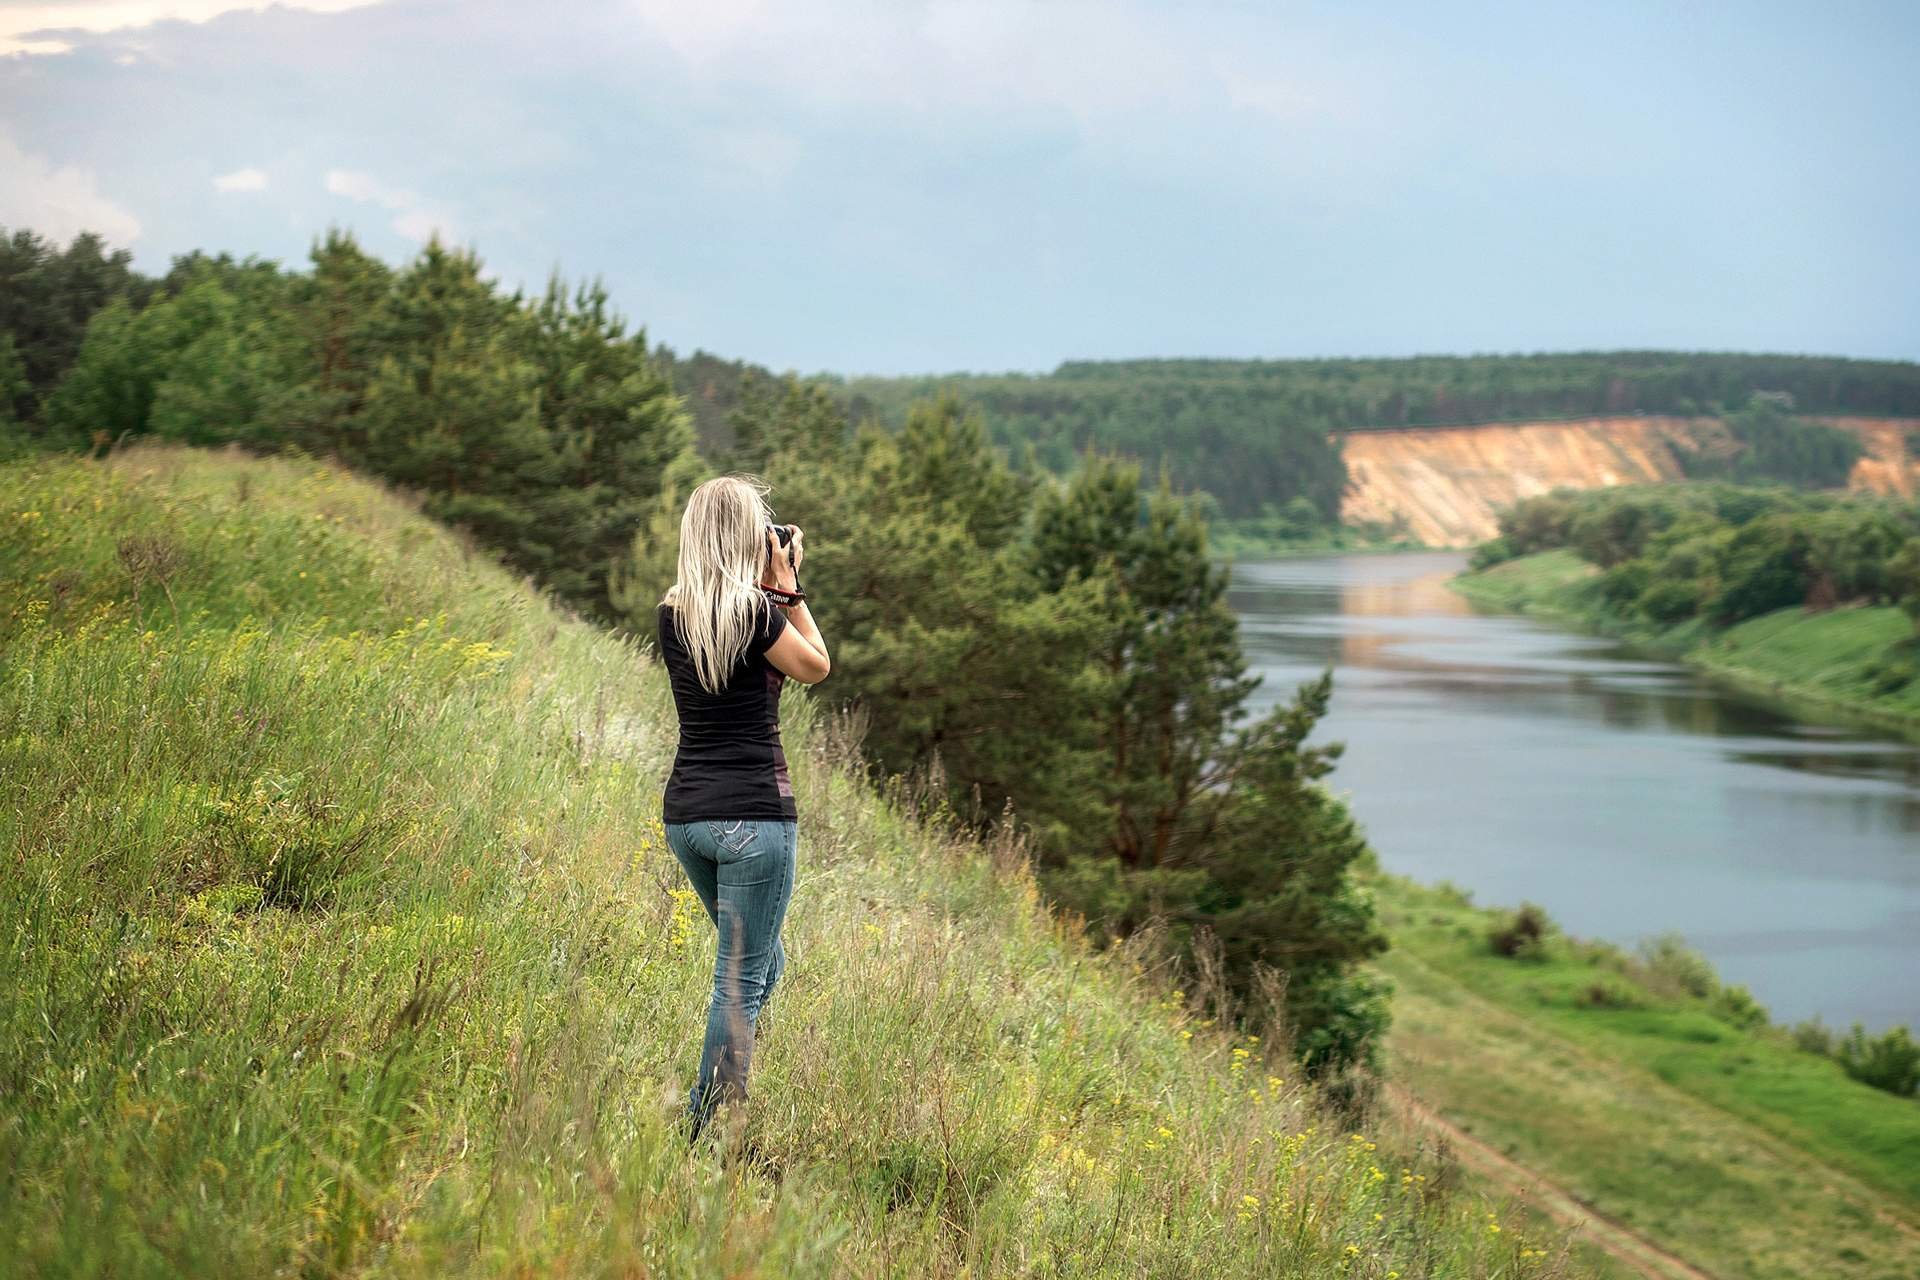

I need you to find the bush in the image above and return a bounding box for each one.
[1498,492,1579,556]
[1468,535,1513,571]
[1791,1017,1835,1056]
[1578,978,1642,1010]
[1488,902,1551,960]
[1710,983,1770,1031]
[1863,656,1916,695]
[1638,577,1704,625]
[1835,1023,1920,1098]
[1636,931,1719,999]
[1596,558,1653,609]
[1703,516,1814,625]
[1288,967,1394,1080]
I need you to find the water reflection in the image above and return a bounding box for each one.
[1228,550,1920,1031]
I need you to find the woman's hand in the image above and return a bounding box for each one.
[767,525,803,590]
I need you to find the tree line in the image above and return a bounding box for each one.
[834,352,1920,519]
[1472,474,1920,646]
[0,224,1390,1079]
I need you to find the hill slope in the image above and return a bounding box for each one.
[0,441,1569,1278]
[1371,876,1920,1280]
[1448,547,1920,733]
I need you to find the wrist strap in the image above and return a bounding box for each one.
[760,581,806,607]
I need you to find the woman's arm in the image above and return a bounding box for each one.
[764,525,830,684]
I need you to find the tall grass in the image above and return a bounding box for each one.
[0,441,1578,1277]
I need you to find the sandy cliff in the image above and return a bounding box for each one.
[1338,415,1920,547]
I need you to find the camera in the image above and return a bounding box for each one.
[766,522,796,573]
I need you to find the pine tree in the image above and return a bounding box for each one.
[276,227,392,457]
[350,236,553,573]
[524,269,696,616]
[1026,446,1389,1072]
[0,331,28,428]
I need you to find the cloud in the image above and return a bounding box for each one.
[708,127,803,190]
[0,132,142,244]
[0,1,385,56]
[212,166,268,192]
[623,0,1371,141]
[324,167,456,245]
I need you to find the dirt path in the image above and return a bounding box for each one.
[1384,1083,1717,1280]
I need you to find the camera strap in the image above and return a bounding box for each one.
[759,580,806,607]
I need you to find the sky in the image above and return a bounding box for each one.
[1,0,1916,377]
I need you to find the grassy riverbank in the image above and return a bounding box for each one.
[1447,548,1920,736]
[1368,874,1920,1280]
[1205,516,1435,560]
[0,440,1565,1278]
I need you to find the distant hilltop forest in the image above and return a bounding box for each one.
[652,350,1920,523]
[817,353,1920,521]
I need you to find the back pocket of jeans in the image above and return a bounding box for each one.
[707,819,758,858]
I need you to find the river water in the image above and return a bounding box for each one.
[1226,550,1920,1033]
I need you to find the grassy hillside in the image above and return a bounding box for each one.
[0,441,1571,1278]
[1448,548,1920,735]
[1369,876,1920,1280]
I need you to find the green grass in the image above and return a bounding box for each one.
[1699,605,1920,723]
[1443,548,1602,619]
[1206,520,1434,560]
[0,441,1574,1278]
[1450,549,1920,735]
[1370,875,1920,1280]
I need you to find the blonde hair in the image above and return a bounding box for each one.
[662,473,777,694]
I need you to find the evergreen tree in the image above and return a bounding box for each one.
[724,371,849,474]
[275,228,394,457]
[522,269,696,616]
[0,226,157,427]
[349,236,556,577]
[1027,449,1258,869]
[0,332,27,428]
[1027,447,1389,1071]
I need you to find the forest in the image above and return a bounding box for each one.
[836,352,1920,520]
[1472,478,1920,640]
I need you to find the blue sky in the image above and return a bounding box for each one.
[1,0,1915,377]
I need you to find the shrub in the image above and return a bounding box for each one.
[1863,656,1916,695]
[1835,1023,1920,1098]
[1710,983,1770,1031]
[1488,902,1551,960]
[1498,492,1579,556]
[1578,978,1641,1010]
[1468,535,1513,571]
[1703,516,1814,626]
[1636,931,1720,999]
[1791,1017,1835,1056]
[1637,577,1704,625]
[1596,558,1653,609]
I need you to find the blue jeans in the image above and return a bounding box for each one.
[664,818,797,1142]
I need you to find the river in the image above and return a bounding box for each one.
[1226,550,1920,1033]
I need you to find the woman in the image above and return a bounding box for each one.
[655,473,831,1147]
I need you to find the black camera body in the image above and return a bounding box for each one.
[761,522,805,606]
[766,522,795,564]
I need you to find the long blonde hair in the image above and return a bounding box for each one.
[662,473,777,694]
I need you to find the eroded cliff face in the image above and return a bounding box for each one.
[1337,415,1920,547]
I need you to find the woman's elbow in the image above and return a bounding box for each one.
[776,652,830,684]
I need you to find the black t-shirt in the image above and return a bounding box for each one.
[656,594,797,822]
